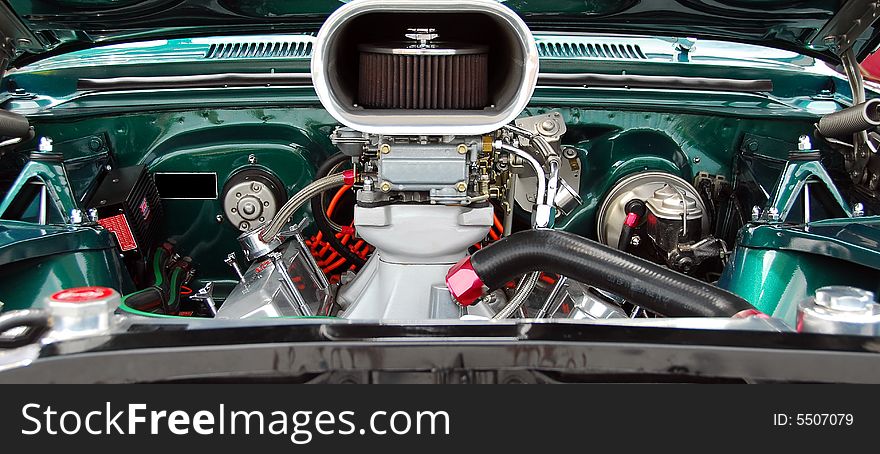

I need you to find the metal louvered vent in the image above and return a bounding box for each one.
[537,41,647,60]
[205,39,313,59]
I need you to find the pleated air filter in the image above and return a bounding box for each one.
[357,41,489,110]
[312,1,539,134]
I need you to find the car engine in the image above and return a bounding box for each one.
[4,0,880,341]
[207,0,745,321]
[217,0,534,319]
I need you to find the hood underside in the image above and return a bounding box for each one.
[1,0,879,67]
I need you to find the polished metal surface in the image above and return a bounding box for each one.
[377,139,472,202]
[597,171,710,247]
[644,184,703,220]
[223,179,279,231]
[358,42,488,55]
[44,287,121,340]
[311,0,539,135]
[217,240,327,319]
[190,282,218,316]
[566,285,629,320]
[797,286,880,336]
[237,227,281,261]
[509,112,582,219]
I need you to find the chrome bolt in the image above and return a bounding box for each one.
[767,207,781,222]
[693,156,701,164]
[215,215,223,223]
[239,221,250,230]
[251,182,262,192]
[798,135,812,151]
[853,202,865,217]
[751,206,762,221]
[38,137,53,152]
[363,176,374,192]
[630,235,641,247]
[248,154,257,164]
[69,208,83,224]
[562,147,578,159]
[225,252,246,283]
[539,119,556,134]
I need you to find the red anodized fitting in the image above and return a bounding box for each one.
[445,256,486,307]
[343,169,356,186]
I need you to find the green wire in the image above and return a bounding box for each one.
[152,247,166,287]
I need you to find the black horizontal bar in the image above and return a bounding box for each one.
[78,72,773,94]
[77,72,313,92]
[538,72,774,93]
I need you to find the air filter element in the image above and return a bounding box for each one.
[358,42,489,110]
[311,0,539,135]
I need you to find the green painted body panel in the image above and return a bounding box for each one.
[0,220,113,263]
[18,108,335,286]
[0,154,80,222]
[0,248,128,311]
[719,218,880,323]
[717,245,880,321]
[717,149,880,322]
[0,97,340,310]
[739,219,880,269]
[0,220,127,311]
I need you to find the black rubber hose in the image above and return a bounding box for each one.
[617,199,646,251]
[122,246,173,313]
[162,258,191,315]
[310,153,366,268]
[124,287,166,313]
[469,229,755,317]
[315,152,351,181]
[538,73,773,93]
[0,110,31,139]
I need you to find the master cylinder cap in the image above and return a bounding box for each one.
[797,286,880,336]
[46,286,120,339]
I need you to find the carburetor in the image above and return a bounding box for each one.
[331,129,496,206]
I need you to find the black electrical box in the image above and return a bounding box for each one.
[87,165,163,262]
